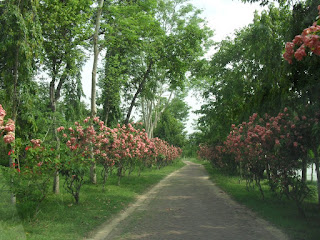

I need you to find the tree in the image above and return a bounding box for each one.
[240,0,300,6]
[153,95,189,147]
[98,0,212,126]
[39,0,93,193]
[90,0,105,184]
[196,5,292,144]
[283,2,320,207]
[0,0,42,203]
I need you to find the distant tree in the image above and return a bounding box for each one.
[154,95,189,148]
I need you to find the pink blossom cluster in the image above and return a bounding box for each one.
[57,117,182,174]
[198,107,315,198]
[0,104,15,144]
[283,5,320,63]
[152,137,182,166]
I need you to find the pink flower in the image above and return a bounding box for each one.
[294,44,307,61]
[0,104,6,117]
[275,139,280,146]
[293,35,303,45]
[293,142,298,147]
[57,126,65,132]
[4,119,15,132]
[93,117,99,123]
[3,132,15,144]
[30,139,41,147]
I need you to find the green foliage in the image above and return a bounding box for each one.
[154,110,186,147]
[0,161,185,240]
[1,142,58,217]
[154,96,189,147]
[196,4,293,144]
[240,0,297,6]
[204,162,320,240]
[98,0,212,124]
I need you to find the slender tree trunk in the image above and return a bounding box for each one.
[125,60,153,125]
[50,80,61,194]
[149,91,173,138]
[49,58,68,194]
[90,0,105,184]
[9,47,20,204]
[301,158,307,183]
[314,151,320,208]
[53,124,60,194]
[315,161,320,208]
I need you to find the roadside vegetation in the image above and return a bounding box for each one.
[197,160,319,240]
[0,160,185,240]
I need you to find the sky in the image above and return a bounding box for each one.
[180,0,266,133]
[81,0,266,133]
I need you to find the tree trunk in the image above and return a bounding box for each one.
[302,157,307,183]
[125,60,153,125]
[49,58,67,194]
[90,0,104,184]
[10,46,20,204]
[314,151,320,208]
[50,81,61,194]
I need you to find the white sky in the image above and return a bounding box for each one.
[81,0,266,133]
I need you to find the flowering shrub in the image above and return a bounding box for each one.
[198,108,313,210]
[57,117,182,202]
[2,139,57,216]
[57,118,99,204]
[2,106,182,206]
[153,137,181,169]
[283,5,320,63]
[0,104,15,144]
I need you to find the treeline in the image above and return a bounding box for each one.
[0,0,212,198]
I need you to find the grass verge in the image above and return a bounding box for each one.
[0,160,185,240]
[202,161,320,240]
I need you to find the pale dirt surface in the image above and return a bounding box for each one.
[88,161,289,240]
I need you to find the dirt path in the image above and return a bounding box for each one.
[88,161,288,240]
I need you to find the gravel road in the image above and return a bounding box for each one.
[89,161,288,240]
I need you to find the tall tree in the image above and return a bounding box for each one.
[98,0,212,126]
[39,0,93,193]
[0,0,42,203]
[90,0,105,184]
[196,4,292,144]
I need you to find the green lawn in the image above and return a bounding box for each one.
[0,160,185,240]
[201,160,320,240]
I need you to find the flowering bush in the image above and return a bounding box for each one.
[198,108,313,210]
[57,117,182,202]
[57,118,99,204]
[2,139,57,216]
[0,104,15,144]
[283,5,320,63]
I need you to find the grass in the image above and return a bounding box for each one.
[201,161,320,240]
[0,160,185,240]
[0,175,27,240]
